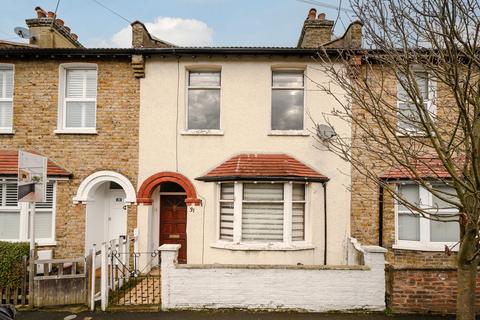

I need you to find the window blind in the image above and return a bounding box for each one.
[242,183,284,242]
[65,69,96,129]
[66,69,97,99]
[292,184,305,241]
[0,68,13,129]
[0,211,20,239]
[32,182,55,239]
[0,178,20,240]
[219,183,234,241]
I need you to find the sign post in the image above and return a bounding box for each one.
[18,150,47,308]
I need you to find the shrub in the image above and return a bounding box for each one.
[0,242,29,288]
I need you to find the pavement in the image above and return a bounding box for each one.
[14,310,459,320]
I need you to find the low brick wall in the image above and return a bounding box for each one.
[387,266,480,314]
[159,242,387,312]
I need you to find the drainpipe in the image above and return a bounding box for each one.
[323,182,327,265]
[379,185,384,247]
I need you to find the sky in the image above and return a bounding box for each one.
[0,0,355,48]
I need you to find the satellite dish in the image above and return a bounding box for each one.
[317,124,337,140]
[14,27,31,39]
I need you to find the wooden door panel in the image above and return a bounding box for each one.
[160,195,187,263]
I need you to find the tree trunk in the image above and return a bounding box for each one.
[457,262,477,320]
[456,223,478,320]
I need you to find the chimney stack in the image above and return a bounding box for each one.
[25,6,83,48]
[297,9,334,48]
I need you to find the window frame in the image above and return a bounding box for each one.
[270,69,306,134]
[396,70,437,135]
[0,178,57,245]
[56,63,98,134]
[394,182,459,251]
[0,64,14,134]
[184,69,223,135]
[214,181,311,250]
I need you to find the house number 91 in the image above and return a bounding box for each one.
[188,206,196,214]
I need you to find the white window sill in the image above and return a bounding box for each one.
[54,129,97,135]
[396,130,429,137]
[37,240,57,246]
[210,241,315,251]
[0,128,14,134]
[392,242,458,252]
[268,130,309,136]
[181,130,224,136]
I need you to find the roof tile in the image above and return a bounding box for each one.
[381,157,456,180]
[196,154,328,182]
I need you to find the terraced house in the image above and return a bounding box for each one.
[0,6,391,313]
[0,7,139,260]
[132,10,360,267]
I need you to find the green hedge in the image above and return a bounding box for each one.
[0,241,29,288]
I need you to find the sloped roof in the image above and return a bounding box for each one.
[0,149,71,177]
[381,157,456,180]
[196,154,329,182]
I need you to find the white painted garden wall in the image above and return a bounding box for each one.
[159,239,387,312]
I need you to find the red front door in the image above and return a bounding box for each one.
[160,195,187,263]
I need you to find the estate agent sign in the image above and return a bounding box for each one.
[18,150,47,203]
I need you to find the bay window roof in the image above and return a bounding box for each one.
[196,154,328,182]
[381,157,461,180]
[0,149,71,177]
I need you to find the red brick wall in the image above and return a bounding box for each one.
[387,267,480,314]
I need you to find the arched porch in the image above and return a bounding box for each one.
[73,170,136,254]
[136,172,200,268]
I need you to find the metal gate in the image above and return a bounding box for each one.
[89,236,161,311]
[108,249,161,307]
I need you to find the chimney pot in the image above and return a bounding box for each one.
[35,7,47,18]
[318,13,326,20]
[47,11,55,19]
[308,8,317,20]
[71,33,78,41]
[64,26,71,33]
[55,18,64,26]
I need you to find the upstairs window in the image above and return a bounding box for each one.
[58,64,97,133]
[396,182,459,249]
[271,71,304,131]
[187,71,221,130]
[0,65,14,132]
[397,71,436,134]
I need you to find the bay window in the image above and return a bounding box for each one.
[0,177,56,243]
[396,182,459,249]
[219,182,306,245]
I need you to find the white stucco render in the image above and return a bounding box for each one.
[138,57,351,265]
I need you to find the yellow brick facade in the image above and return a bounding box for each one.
[0,58,139,258]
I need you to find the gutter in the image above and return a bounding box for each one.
[379,185,384,247]
[0,47,351,58]
[323,182,328,265]
[196,175,329,183]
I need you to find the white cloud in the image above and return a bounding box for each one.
[91,17,213,48]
